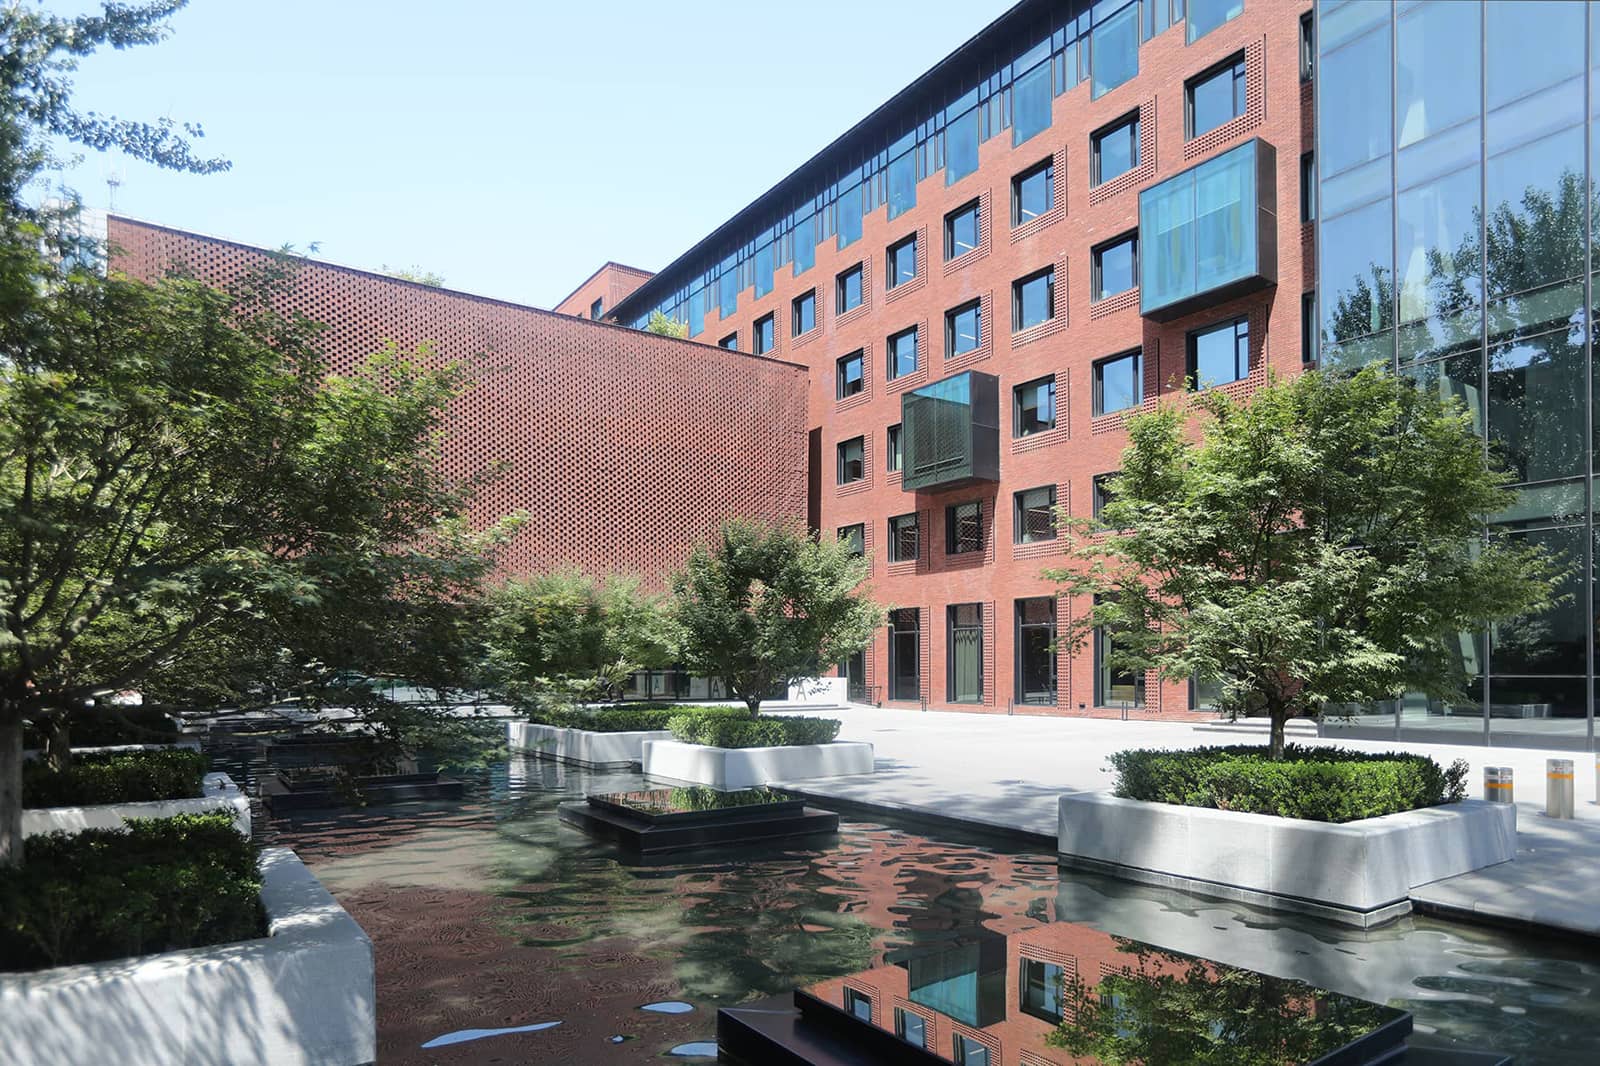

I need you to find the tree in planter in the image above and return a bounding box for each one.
[482,568,679,710]
[672,520,883,716]
[1047,367,1561,760]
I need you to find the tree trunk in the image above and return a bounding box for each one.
[0,702,23,867]
[1268,711,1287,761]
[744,696,761,718]
[43,711,71,773]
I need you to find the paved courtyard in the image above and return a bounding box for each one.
[770,704,1600,938]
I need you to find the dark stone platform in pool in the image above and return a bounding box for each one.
[558,787,838,854]
[260,770,465,811]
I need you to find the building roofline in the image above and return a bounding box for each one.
[552,259,656,312]
[105,214,808,372]
[611,0,1048,322]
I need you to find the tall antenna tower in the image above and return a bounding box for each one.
[103,164,123,212]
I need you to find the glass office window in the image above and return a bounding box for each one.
[1091,1,1139,99]
[1188,55,1246,138]
[1093,114,1140,186]
[1486,0,1585,117]
[837,264,864,313]
[888,606,920,698]
[887,423,903,471]
[1318,196,1393,355]
[887,233,918,289]
[838,182,864,250]
[589,297,603,320]
[1093,233,1137,300]
[946,501,983,555]
[792,213,816,277]
[1013,60,1052,146]
[1319,21,1390,191]
[1396,160,1480,335]
[888,148,916,220]
[837,523,864,556]
[953,1033,991,1066]
[1020,958,1065,1023]
[1012,158,1054,226]
[894,1008,927,1048]
[1012,267,1055,331]
[836,436,864,482]
[1015,597,1057,705]
[1013,375,1056,436]
[1095,620,1144,707]
[946,106,980,186]
[752,313,774,355]
[889,516,919,564]
[1397,1,1480,151]
[1488,329,1587,485]
[792,290,815,336]
[948,603,984,703]
[945,200,981,260]
[837,350,864,399]
[844,988,872,1022]
[1140,140,1267,317]
[1188,317,1249,388]
[1144,0,1184,41]
[718,258,738,318]
[1094,350,1142,415]
[1485,124,1584,327]
[946,300,982,356]
[1014,486,1056,543]
[687,287,706,337]
[1188,0,1242,45]
[754,242,774,298]
[889,326,919,380]
[1092,472,1117,519]
[718,332,738,351]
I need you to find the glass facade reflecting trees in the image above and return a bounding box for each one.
[1315,0,1599,749]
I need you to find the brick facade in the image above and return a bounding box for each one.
[107,217,807,588]
[553,261,654,320]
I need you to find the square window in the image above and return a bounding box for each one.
[887,233,918,289]
[1188,317,1249,389]
[894,1008,927,1048]
[1189,0,1244,45]
[1092,234,1138,300]
[843,988,872,1022]
[589,297,603,320]
[1020,958,1065,1023]
[1013,376,1057,437]
[888,325,919,380]
[837,350,865,399]
[718,332,738,351]
[1014,486,1057,543]
[837,523,864,557]
[946,501,983,555]
[792,290,816,336]
[836,263,864,313]
[1300,152,1316,222]
[1092,472,1117,520]
[1093,349,1143,415]
[946,300,982,357]
[1012,158,1054,227]
[836,436,864,484]
[1012,267,1055,331]
[753,313,774,355]
[889,513,919,562]
[887,423,903,471]
[944,200,981,260]
[1092,113,1140,186]
[1187,54,1247,138]
[953,1033,991,1066]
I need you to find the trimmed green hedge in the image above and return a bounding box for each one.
[23,706,180,749]
[524,704,749,733]
[22,749,209,809]
[0,813,263,971]
[1108,745,1469,823]
[668,715,841,748]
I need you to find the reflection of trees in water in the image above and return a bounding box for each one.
[1049,939,1396,1066]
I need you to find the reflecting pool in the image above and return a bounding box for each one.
[244,753,1599,1065]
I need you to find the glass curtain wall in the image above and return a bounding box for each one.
[1315,0,1597,750]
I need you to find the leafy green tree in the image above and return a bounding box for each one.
[382,264,446,287]
[672,520,883,715]
[483,568,678,708]
[645,310,688,338]
[1047,367,1561,759]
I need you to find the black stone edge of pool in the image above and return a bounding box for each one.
[557,791,839,855]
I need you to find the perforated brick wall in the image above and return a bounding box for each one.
[107,217,808,588]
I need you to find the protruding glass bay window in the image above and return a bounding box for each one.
[900,371,1000,492]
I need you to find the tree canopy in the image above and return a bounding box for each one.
[1048,367,1561,758]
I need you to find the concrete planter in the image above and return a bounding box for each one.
[22,772,251,839]
[1057,793,1517,927]
[507,721,669,770]
[0,847,376,1066]
[642,738,875,790]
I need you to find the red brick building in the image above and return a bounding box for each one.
[604,0,1314,719]
[107,217,808,587]
[553,261,654,322]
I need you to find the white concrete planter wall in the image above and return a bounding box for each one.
[23,772,251,839]
[0,847,376,1066]
[1057,793,1517,926]
[507,721,669,769]
[642,738,874,790]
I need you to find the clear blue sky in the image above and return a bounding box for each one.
[41,0,1017,308]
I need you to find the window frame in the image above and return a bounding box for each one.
[836,435,865,484]
[1186,316,1250,390]
[894,1008,928,1048]
[888,605,921,699]
[1092,472,1117,520]
[718,332,738,351]
[752,312,775,355]
[1092,348,1144,416]
[1010,157,1054,228]
[946,602,985,705]
[1301,291,1316,364]
[945,500,984,555]
[836,522,865,557]
[886,233,918,290]
[1299,11,1314,82]
[1300,151,1316,222]
[886,423,903,472]
[1091,232,1138,301]
[1012,375,1057,438]
[836,349,865,400]
[1013,485,1057,544]
[843,988,873,1023]
[945,298,983,357]
[1011,266,1056,332]
[1090,112,1140,187]
[791,289,816,337]
[943,199,981,261]
[589,297,603,320]
[1185,52,1248,140]
[1020,957,1065,1024]
[835,263,864,314]
[888,324,919,380]
[888,513,920,563]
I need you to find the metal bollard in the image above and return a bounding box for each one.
[1484,766,1514,804]
[1546,758,1575,819]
